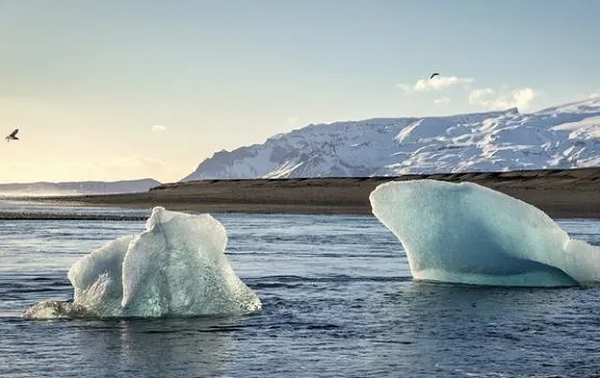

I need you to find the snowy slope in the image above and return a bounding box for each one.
[182,98,600,181]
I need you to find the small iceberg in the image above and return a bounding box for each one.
[23,207,262,319]
[370,179,600,287]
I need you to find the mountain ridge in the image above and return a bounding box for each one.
[0,178,162,196]
[183,97,600,181]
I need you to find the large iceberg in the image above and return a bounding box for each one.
[370,180,600,287]
[23,207,262,319]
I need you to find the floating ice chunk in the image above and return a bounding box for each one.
[68,235,133,316]
[370,180,600,287]
[23,207,261,319]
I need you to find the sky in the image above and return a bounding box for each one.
[1,0,599,184]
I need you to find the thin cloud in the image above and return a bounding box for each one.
[396,83,412,93]
[469,87,537,111]
[398,76,474,93]
[152,125,167,133]
[434,97,450,106]
[415,76,473,91]
[468,88,495,104]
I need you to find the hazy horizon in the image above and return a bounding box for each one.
[1,0,599,184]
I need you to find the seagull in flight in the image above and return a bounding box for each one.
[429,72,440,79]
[5,129,19,142]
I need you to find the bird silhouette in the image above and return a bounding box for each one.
[429,73,440,79]
[5,129,19,142]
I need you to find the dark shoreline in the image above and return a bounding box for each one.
[4,168,600,219]
[0,212,148,221]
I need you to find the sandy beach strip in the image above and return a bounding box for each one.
[4,168,600,219]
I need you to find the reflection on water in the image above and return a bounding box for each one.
[378,283,600,376]
[71,318,237,378]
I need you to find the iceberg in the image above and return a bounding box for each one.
[370,180,600,287]
[23,207,262,319]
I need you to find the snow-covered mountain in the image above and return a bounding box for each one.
[0,178,161,197]
[183,98,600,181]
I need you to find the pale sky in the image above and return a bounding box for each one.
[1,0,599,184]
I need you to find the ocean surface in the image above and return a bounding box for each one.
[1,200,600,378]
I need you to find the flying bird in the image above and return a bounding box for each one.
[5,129,19,142]
[429,73,440,79]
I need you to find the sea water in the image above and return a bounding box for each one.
[1,203,600,377]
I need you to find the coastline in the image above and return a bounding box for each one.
[4,168,600,219]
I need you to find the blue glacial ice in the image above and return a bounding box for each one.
[370,179,600,287]
[23,207,262,319]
